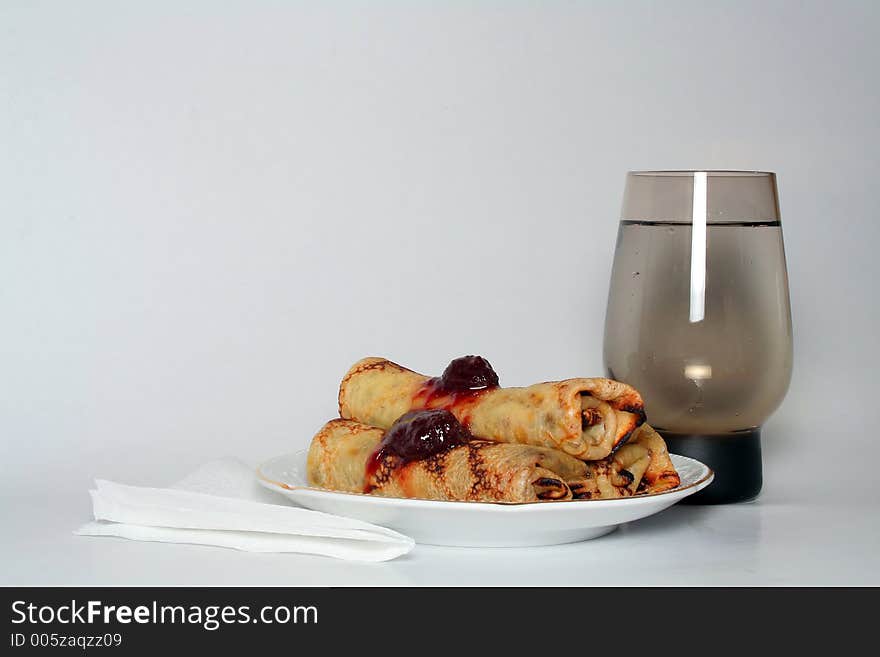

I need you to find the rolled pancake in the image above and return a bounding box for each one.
[306,419,679,503]
[307,419,575,502]
[338,357,646,461]
[571,423,681,498]
[628,423,681,493]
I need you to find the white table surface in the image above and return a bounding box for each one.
[4,414,878,587]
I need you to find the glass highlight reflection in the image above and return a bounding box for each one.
[689,171,707,323]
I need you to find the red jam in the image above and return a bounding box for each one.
[436,355,499,392]
[364,410,472,492]
[410,355,500,427]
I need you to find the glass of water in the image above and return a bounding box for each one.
[603,171,793,504]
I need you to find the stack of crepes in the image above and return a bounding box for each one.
[307,357,681,504]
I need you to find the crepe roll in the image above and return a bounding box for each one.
[307,419,577,503]
[627,423,681,494]
[306,419,679,503]
[568,422,680,498]
[338,357,646,461]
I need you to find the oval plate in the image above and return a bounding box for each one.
[256,451,713,547]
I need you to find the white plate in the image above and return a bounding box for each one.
[256,451,713,547]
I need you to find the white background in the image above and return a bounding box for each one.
[2,1,879,585]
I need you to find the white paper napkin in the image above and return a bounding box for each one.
[76,458,415,562]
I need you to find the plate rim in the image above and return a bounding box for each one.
[256,450,714,511]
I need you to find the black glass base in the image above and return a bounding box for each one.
[658,429,762,505]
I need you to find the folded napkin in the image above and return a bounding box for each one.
[76,458,415,562]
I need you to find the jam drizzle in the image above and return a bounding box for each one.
[364,451,385,494]
[411,379,493,428]
[364,409,472,493]
[411,355,501,427]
